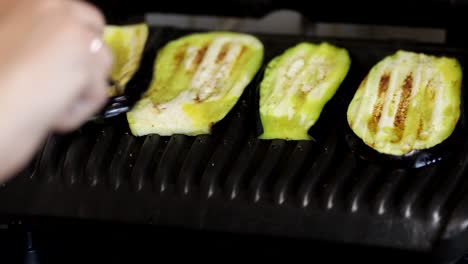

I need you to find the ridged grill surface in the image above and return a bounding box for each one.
[1,27,468,258]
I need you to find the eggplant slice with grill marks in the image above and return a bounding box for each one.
[258,42,351,140]
[127,32,264,137]
[347,50,462,156]
[104,23,149,96]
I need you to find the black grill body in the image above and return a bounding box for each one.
[3,23,468,263]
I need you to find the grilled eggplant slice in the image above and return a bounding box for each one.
[127,32,264,136]
[258,42,351,140]
[347,50,462,156]
[104,23,149,96]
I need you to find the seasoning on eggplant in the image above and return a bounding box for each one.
[347,50,462,156]
[258,42,351,140]
[104,23,149,96]
[127,32,264,136]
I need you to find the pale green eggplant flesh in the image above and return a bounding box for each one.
[259,42,351,140]
[127,32,264,136]
[347,50,462,156]
[104,23,149,96]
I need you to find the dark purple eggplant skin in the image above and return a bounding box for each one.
[344,108,466,169]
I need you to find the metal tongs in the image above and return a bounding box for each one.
[90,79,145,120]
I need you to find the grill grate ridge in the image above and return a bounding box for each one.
[130,135,161,192]
[297,131,339,208]
[346,164,381,213]
[200,107,249,199]
[178,135,216,196]
[154,135,192,193]
[398,165,440,219]
[84,126,118,187]
[425,140,468,224]
[36,135,72,183]
[272,140,316,206]
[372,169,408,216]
[319,152,357,211]
[108,134,140,191]
[224,138,266,200]
[248,140,289,203]
[62,133,92,186]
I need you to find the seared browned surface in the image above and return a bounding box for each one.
[368,74,391,134]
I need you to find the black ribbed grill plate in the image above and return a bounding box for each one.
[2,27,468,262]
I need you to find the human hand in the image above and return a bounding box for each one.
[0,0,112,180]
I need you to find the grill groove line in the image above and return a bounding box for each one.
[62,135,90,186]
[398,165,439,219]
[130,135,161,192]
[178,135,214,196]
[320,152,357,211]
[372,169,407,216]
[85,127,117,187]
[426,141,468,224]
[109,134,138,191]
[154,135,189,193]
[297,132,338,208]
[224,138,262,200]
[273,141,315,205]
[37,135,60,183]
[200,108,248,199]
[346,164,381,213]
[248,140,288,203]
